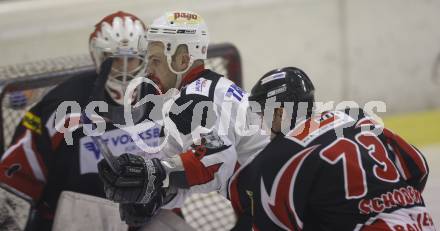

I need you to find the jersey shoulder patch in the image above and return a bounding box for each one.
[22,111,43,134]
[224,82,245,102]
[186,77,212,97]
[286,111,355,146]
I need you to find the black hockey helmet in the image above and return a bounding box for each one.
[249,67,315,110]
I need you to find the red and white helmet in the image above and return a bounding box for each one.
[89,11,148,105]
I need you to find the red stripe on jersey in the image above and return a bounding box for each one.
[0,145,44,200]
[356,117,380,128]
[391,133,427,178]
[360,218,393,231]
[392,142,412,180]
[229,171,244,215]
[31,136,48,178]
[180,150,223,186]
[261,146,318,231]
[228,162,244,216]
[51,132,64,150]
[1,132,26,162]
[51,115,81,150]
[384,128,427,182]
[290,113,336,141]
[234,162,241,173]
[178,64,205,89]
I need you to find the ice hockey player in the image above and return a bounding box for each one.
[97,11,270,225]
[228,67,435,230]
[0,11,160,230]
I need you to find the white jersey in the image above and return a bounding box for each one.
[156,68,270,209]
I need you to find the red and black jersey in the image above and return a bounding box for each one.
[228,109,434,231]
[0,73,161,230]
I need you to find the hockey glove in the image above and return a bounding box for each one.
[97,153,166,204]
[119,200,163,227]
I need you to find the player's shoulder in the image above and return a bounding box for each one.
[283,108,382,148]
[283,110,356,147]
[183,69,246,104]
[182,69,221,99]
[26,72,96,123]
[342,107,382,128]
[39,72,97,106]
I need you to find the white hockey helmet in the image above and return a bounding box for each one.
[147,11,209,75]
[89,11,148,105]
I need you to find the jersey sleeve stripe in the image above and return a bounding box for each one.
[31,137,48,178]
[1,133,26,162]
[384,129,428,180]
[260,145,318,230]
[394,136,428,178]
[180,149,223,186]
[1,130,47,183]
[22,130,46,183]
[47,113,82,150]
[392,146,410,180]
[228,162,245,215]
[0,141,45,200]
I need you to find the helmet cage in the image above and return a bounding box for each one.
[89,12,148,105]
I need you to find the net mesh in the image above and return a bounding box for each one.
[0,54,93,80]
[0,52,236,231]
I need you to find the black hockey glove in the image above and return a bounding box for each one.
[97,153,166,204]
[119,200,163,227]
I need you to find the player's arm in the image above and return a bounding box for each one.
[98,93,238,205]
[0,99,82,211]
[383,128,429,192]
[159,133,237,209]
[248,146,320,231]
[159,90,241,207]
[350,108,429,192]
[0,108,52,202]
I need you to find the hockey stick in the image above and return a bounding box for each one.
[80,114,120,173]
[82,56,165,176]
[80,58,121,173]
[81,56,163,174]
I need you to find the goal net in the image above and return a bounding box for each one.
[0,43,242,231]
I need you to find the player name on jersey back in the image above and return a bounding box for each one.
[286,111,355,146]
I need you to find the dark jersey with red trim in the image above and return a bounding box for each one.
[0,73,161,230]
[228,109,435,231]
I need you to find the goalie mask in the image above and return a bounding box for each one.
[89,11,148,105]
